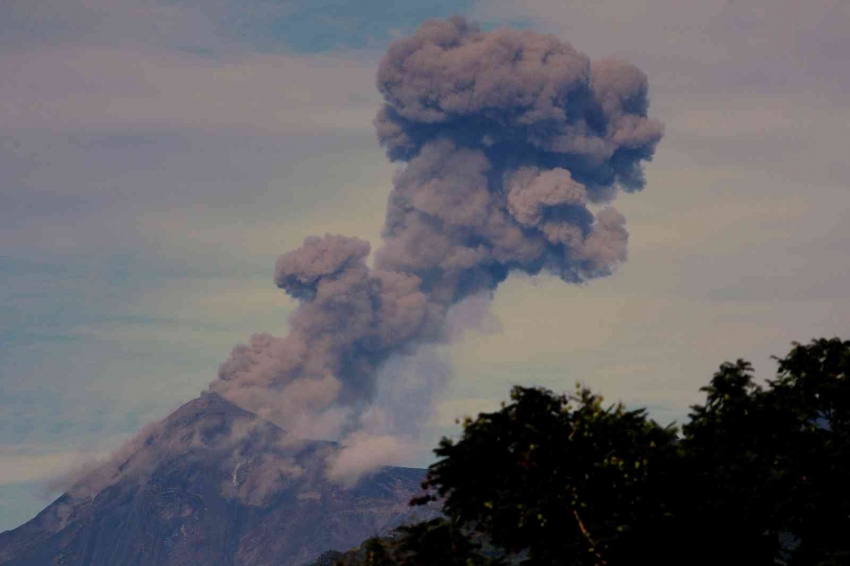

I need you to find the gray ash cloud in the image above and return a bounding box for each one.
[211,16,663,481]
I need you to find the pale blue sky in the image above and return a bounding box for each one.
[1,0,848,531]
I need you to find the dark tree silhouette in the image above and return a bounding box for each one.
[677,338,850,565]
[328,338,850,566]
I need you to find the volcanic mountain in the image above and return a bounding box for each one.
[0,392,435,566]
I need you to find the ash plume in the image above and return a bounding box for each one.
[211,16,664,482]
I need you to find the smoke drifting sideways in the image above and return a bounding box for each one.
[210,16,664,484]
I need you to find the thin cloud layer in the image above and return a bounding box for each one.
[0,46,379,134]
[0,0,292,54]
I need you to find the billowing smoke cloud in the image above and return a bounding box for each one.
[211,16,663,482]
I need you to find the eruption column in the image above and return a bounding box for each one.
[211,16,664,478]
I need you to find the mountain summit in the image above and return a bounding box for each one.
[0,393,433,566]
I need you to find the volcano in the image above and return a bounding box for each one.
[0,393,435,566]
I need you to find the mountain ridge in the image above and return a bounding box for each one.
[0,393,436,566]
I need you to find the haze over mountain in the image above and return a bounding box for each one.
[0,393,435,566]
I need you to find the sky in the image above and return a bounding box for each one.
[1,0,848,531]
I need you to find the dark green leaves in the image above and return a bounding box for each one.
[334,338,850,566]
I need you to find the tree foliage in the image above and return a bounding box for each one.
[676,338,850,565]
[331,338,850,566]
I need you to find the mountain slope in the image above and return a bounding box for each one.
[0,393,435,566]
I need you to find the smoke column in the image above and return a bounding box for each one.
[210,16,664,481]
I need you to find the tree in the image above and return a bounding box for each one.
[677,338,850,565]
[419,385,679,565]
[331,338,850,566]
